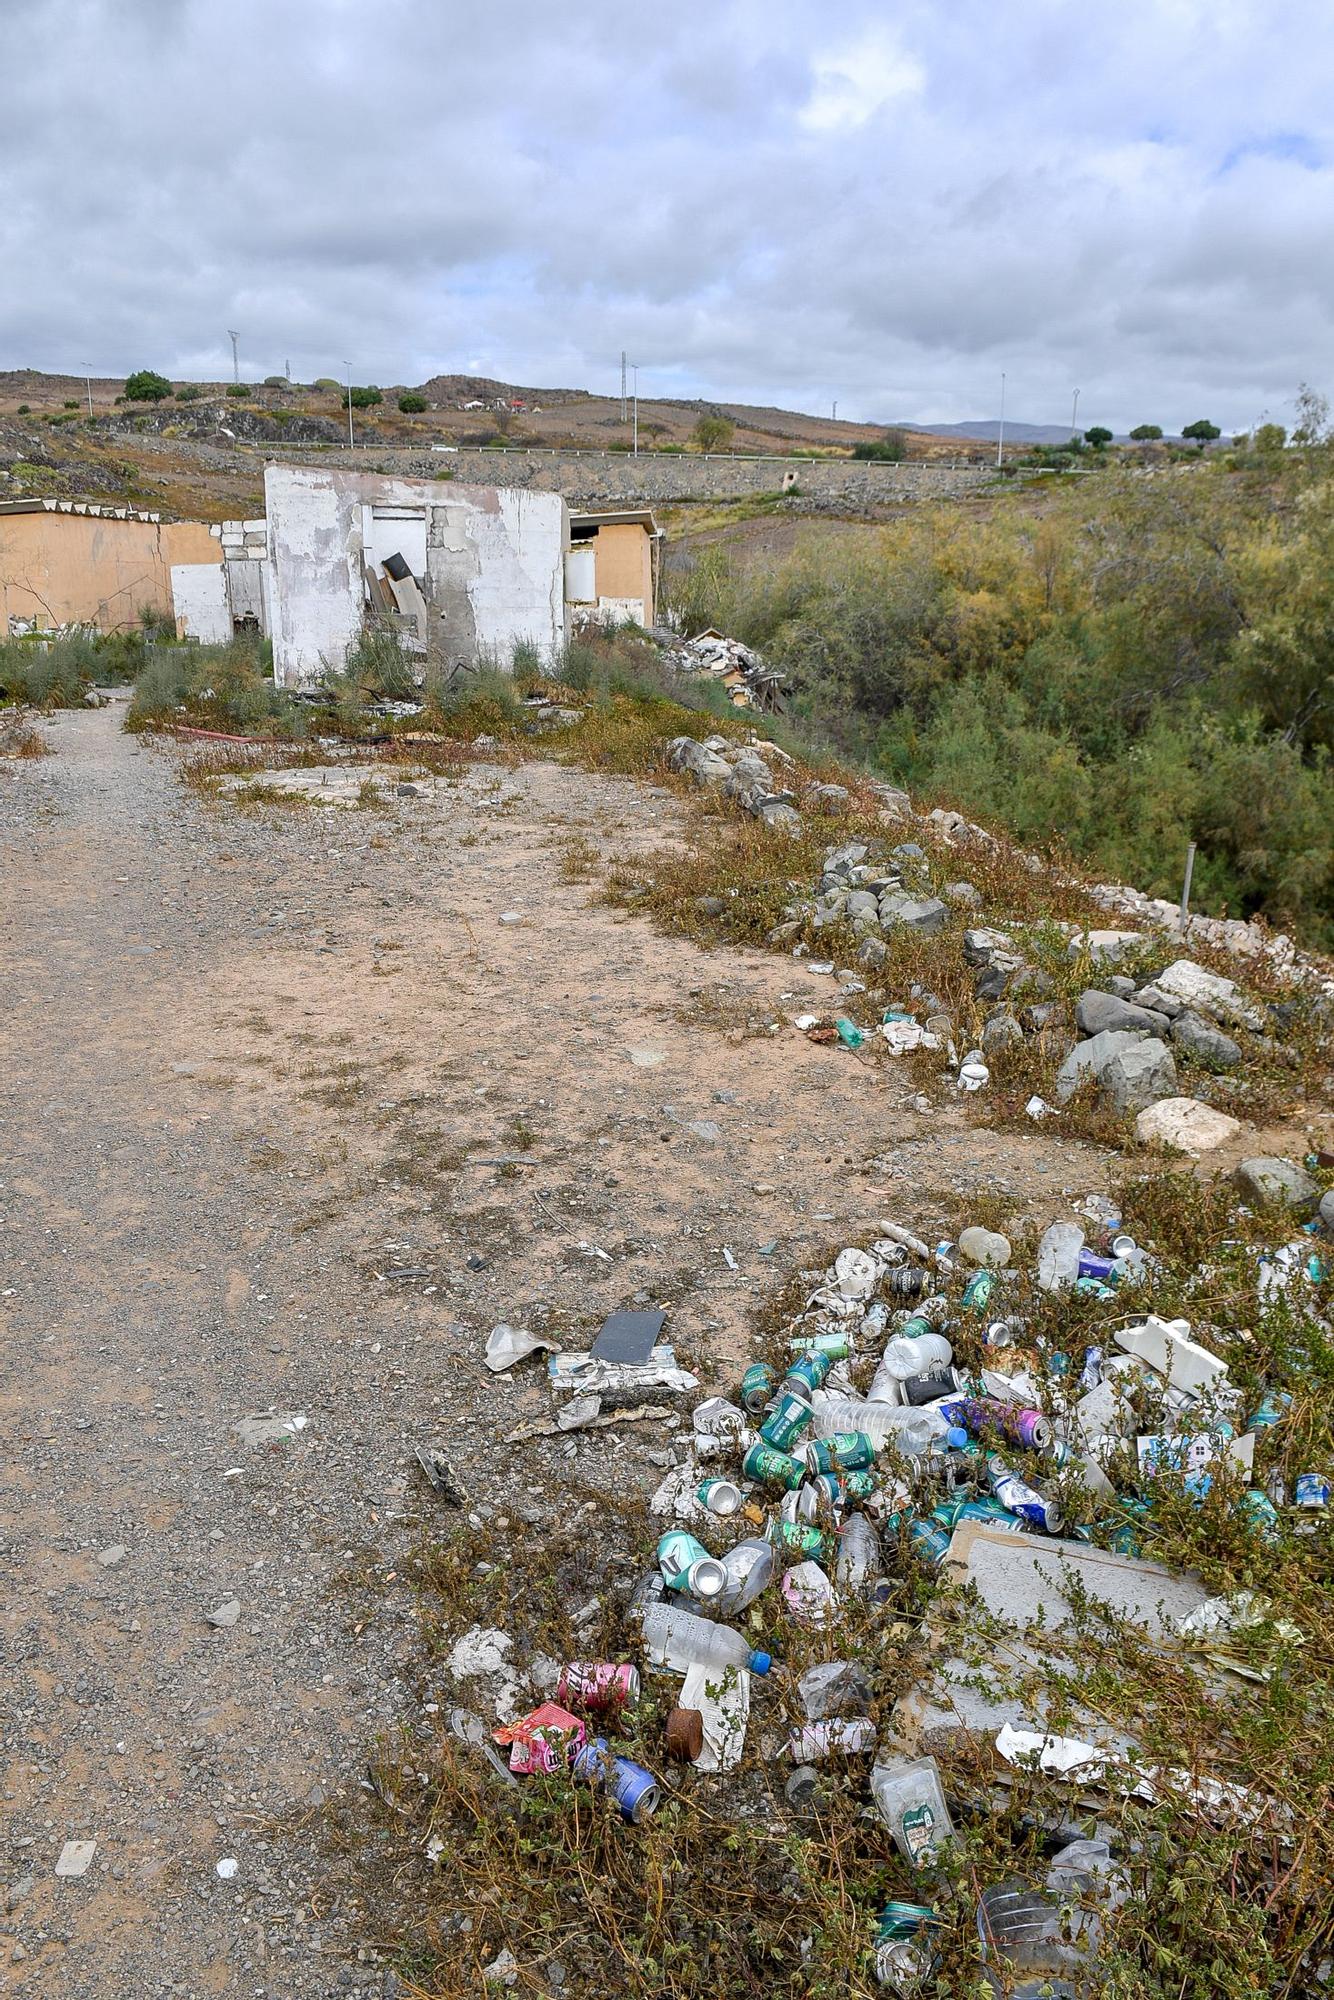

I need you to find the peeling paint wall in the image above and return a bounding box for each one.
[0,512,218,633]
[171,563,231,642]
[264,465,568,686]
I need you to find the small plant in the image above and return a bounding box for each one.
[397,392,428,414]
[264,374,288,387]
[123,369,172,402]
[314,377,342,393]
[227,382,250,398]
[691,412,734,451]
[63,398,78,410]
[16,402,29,414]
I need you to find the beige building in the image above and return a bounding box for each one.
[0,498,219,634]
[567,508,661,626]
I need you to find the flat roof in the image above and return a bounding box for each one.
[0,497,162,523]
[569,507,661,534]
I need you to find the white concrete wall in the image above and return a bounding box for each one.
[172,563,231,643]
[264,464,569,687]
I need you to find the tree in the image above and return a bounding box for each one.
[1129,424,1162,441]
[123,369,172,403]
[1253,423,1287,454]
[1085,425,1113,449]
[1182,419,1221,443]
[397,392,428,413]
[691,413,734,451]
[348,385,383,409]
[852,429,908,462]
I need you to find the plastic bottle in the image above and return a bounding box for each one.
[638,1601,771,1676]
[879,1330,954,1382]
[713,1536,776,1612]
[812,1396,964,1455]
[836,1513,884,1592]
[1036,1222,1084,1292]
[870,1756,955,1865]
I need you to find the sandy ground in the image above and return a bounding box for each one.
[0,703,1168,1995]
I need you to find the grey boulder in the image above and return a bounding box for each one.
[1075,989,1169,1038]
[1320,1188,1334,1233]
[880,894,948,936]
[1171,1009,1242,1070]
[1054,1029,1147,1104]
[1232,1157,1319,1212]
[1100,1038,1177,1113]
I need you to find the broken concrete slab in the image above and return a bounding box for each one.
[1135,1097,1242,1155]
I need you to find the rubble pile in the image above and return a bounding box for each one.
[440,1180,1331,1988]
[765,831,1333,1152]
[666,732,849,832]
[658,628,785,711]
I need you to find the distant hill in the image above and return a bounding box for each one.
[891,418,1100,444]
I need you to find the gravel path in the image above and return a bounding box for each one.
[0,703,1114,1996]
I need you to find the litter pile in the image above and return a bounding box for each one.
[438,1168,1332,1989]
[658,627,785,711]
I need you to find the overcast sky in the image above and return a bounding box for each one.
[1,0,1330,431]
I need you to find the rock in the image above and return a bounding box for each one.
[694,895,727,916]
[667,736,732,785]
[1132,982,1185,1019]
[1101,1039,1177,1114]
[981,1011,1023,1054]
[1054,1029,1147,1104]
[806,782,850,808]
[880,894,948,936]
[1320,1188,1334,1233]
[1171,1010,1242,1069]
[1135,1098,1243,1155]
[943,881,982,907]
[483,1948,519,1986]
[963,927,1017,966]
[1068,929,1142,964]
[845,890,880,920]
[1105,975,1137,998]
[1152,958,1261,1028]
[205,1598,241,1628]
[448,1626,513,1678]
[1232,1157,1320,1212]
[758,799,802,832]
[857,937,887,969]
[958,1225,1011,1268]
[1021,1002,1061,1033]
[1075,990,1169,1037]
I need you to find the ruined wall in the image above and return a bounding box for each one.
[269,446,988,510]
[265,465,568,685]
[0,510,218,632]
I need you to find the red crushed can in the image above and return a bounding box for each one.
[557,1662,641,1714]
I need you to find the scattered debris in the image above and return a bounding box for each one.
[54,1841,96,1880]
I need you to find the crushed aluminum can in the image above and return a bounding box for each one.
[960,1270,996,1315]
[739,1362,777,1414]
[884,1265,925,1298]
[767,1518,830,1558]
[759,1388,815,1452]
[781,1349,833,1399]
[804,1430,875,1473]
[742,1439,805,1489]
[786,1329,851,1358]
[657,1531,727,1599]
[557,1662,640,1714]
[697,1478,743,1516]
[571,1738,660,1822]
[941,1395,1051,1453]
[493,1702,586,1775]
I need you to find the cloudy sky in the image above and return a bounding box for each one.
[2,0,1330,431]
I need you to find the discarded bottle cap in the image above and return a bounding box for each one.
[665,1707,705,1761]
[748,1648,773,1676]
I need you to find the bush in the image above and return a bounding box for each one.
[691,413,734,451]
[63,399,78,410]
[16,403,29,414]
[0,632,99,707]
[227,383,249,399]
[127,635,292,735]
[397,392,428,414]
[123,370,172,403]
[264,375,287,387]
[348,385,383,409]
[336,625,417,699]
[852,429,908,462]
[173,385,201,402]
[314,377,342,393]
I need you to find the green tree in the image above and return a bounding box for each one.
[1085,425,1113,449]
[349,385,383,409]
[1182,419,1221,443]
[1252,423,1287,454]
[123,369,172,402]
[397,392,428,413]
[691,413,734,451]
[1129,423,1163,441]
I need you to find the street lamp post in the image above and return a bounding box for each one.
[996,372,1006,468]
[1072,387,1080,436]
[632,364,639,457]
[346,361,355,448]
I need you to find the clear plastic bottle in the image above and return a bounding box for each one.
[714,1535,776,1612]
[639,1601,771,1675]
[836,1513,884,1591]
[813,1396,959,1455]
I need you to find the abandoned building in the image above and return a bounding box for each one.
[1,498,217,635]
[172,519,271,642]
[566,508,661,627]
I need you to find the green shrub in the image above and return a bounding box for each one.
[0,632,98,707]
[314,377,342,393]
[63,399,78,410]
[851,429,908,462]
[174,385,201,402]
[126,635,295,735]
[264,375,287,387]
[227,383,249,399]
[348,385,383,409]
[397,392,428,414]
[16,403,29,414]
[123,370,172,402]
[337,625,417,699]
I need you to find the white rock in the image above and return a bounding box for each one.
[1153,958,1261,1028]
[447,1625,513,1678]
[1135,1097,1242,1156]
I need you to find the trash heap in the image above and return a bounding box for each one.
[658,627,786,712]
[443,1171,1332,1991]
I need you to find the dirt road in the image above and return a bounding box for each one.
[0,704,1112,1995]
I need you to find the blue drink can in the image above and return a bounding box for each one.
[781,1350,832,1398]
[759,1389,814,1452]
[1296,1472,1331,1510]
[572,1739,660,1822]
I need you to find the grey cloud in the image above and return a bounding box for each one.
[1,0,1332,432]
